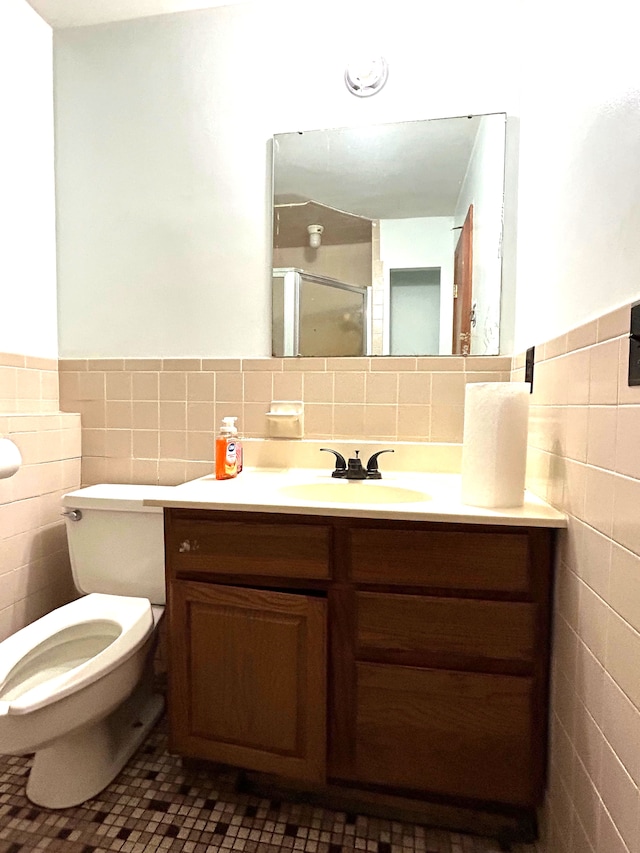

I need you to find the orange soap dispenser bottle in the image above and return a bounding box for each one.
[215,416,239,480]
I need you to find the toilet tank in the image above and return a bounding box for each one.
[61,484,169,605]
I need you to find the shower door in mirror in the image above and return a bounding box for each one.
[273,269,368,357]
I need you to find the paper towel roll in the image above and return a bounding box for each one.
[0,437,22,479]
[461,382,530,508]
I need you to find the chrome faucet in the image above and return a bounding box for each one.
[320,448,394,480]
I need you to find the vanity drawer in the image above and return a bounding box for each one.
[353,662,535,806]
[167,517,331,579]
[356,592,535,668]
[349,528,530,593]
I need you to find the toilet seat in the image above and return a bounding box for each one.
[0,593,160,716]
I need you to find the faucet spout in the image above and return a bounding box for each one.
[345,450,367,480]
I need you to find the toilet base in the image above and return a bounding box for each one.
[26,679,164,809]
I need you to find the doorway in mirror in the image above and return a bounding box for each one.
[389,268,441,356]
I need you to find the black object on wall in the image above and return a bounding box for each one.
[629,301,640,386]
[525,346,535,393]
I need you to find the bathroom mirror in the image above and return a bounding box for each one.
[272,112,506,358]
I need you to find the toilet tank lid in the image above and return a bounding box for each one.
[61,484,169,513]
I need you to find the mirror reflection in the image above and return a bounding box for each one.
[272,113,506,358]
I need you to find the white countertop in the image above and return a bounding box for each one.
[143,468,567,528]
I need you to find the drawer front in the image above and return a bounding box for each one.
[168,518,331,579]
[354,662,536,806]
[356,592,536,668]
[349,528,529,593]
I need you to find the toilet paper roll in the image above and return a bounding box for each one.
[461,382,530,508]
[0,437,22,479]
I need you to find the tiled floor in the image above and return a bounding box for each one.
[0,717,538,853]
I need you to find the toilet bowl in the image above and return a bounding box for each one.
[0,485,169,808]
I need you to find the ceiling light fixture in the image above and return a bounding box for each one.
[345,57,388,97]
[307,224,324,249]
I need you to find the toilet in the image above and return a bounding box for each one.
[0,484,168,809]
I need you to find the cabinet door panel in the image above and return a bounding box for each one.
[349,529,529,593]
[169,581,326,782]
[356,592,535,670]
[354,662,535,806]
[168,518,331,579]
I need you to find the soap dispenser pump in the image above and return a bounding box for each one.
[215,416,239,480]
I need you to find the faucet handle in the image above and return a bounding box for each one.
[320,448,347,478]
[366,449,394,479]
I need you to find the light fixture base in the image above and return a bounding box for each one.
[307,223,324,249]
[345,57,388,97]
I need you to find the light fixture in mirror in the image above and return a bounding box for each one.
[272,112,507,358]
[307,224,324,249]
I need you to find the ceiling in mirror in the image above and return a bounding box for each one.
[272,112,507,359]
[274,117,483,219]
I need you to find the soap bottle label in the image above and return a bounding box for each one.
[215,436,238,479]
[225,440,237,474]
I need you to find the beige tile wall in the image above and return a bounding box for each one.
[0,352,82,640]
[0,352,60,414]
[513,301,640,853]
[58,355,511,486]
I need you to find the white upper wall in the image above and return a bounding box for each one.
[51,0,640,358]
[53,0,521,358]
[0,0,56,359]
[513,0,640,351]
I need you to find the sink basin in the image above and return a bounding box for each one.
[278,481,429,505]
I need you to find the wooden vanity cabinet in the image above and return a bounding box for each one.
[164,508,554,817]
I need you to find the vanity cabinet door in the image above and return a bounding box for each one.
[353,662,535,807]
[168,580,326,782]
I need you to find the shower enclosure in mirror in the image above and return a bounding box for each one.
[272,112,507,357]
[272,269,368,357]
